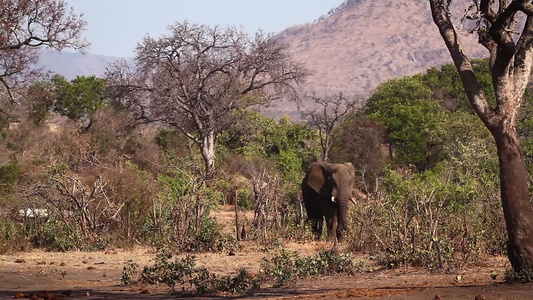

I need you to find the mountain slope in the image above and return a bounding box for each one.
[37,0,486,118]
[278,0,486,96]
[37,50,124,80]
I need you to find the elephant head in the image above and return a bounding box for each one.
[305,162,356,204]
[301,162,357,242]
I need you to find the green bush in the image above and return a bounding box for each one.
[27,81,54,125]
[260,249,364,287]
[187,216,237,253]
[237,188,254,210]
[365,75,439,167]
[140,252,258,295]
[51,75,108,119]
[121,261,139,286]
[505,268,533,283]
[43,218,81,252]
[0,219,27,253]
[190,267,259,295]
[141,253,196,290]
[0,156,20,195]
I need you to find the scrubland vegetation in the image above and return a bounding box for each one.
[1,59,528,275]
[4,1,533,296]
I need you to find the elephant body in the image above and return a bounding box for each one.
[301,162,356,242]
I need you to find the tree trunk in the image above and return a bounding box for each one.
[321,134,330,162]
[200,130,216,180]
[429,0,533,272]
[234,189,240,241]
[494,128,533,270]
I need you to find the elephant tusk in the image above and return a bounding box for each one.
[350,197,357,205]
[331,196,336,203]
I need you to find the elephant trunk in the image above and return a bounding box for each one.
[336,199,350,242]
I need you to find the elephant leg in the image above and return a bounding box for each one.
[317,217,324,239]
[336,227,343,243]
[329,214,340,254]
[307,217,323,240]
[336,211,345,243]
[308,217,323,239]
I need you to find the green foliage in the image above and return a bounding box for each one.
[349,60,505,270]
[121,261,139,286]
[260,249,364,287]
[0,155,20,194]
[140,252,259,295]
[261,249,300,286]
[218,111,318,218]
[43,218,81,252]
[517,89,533,167]
[236,188,254,210]
[158,171,198,202]
[26,74,109,122]
[27,80,54,125]
[422,59,495,112]
[188,216,237,253]
[429,111,498,189]
[505,268,533,283]
[137,249,362,295]
[50,74,108,119]
[155,129,191,156]
[219,111,318,183]
[141,253,196,290]
[1,212,111,253]
[349,161,503,269]
[153,173,237,253]
[365,76,439,167]
[190,267,260,295]
[0,219,26,253]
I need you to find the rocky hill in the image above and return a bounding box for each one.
[37,0,487,118]
[278,0,486,97]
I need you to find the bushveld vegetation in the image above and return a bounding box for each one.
[3,0,533,294]
[1,59,528,272]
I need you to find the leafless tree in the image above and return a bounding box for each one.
[430,0,533,271]
[106,22,307,179]
[251,167,284,240]
[0,0,88,103]
[301,93,359,162]
[37,173,122,238]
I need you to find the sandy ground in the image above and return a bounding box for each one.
[1,206,533,299]
[2,243,533,300]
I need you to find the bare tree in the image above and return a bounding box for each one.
[301,93,358,161]
[37,173,122,238]
[0,0,88,102]
[429,0,533,271]
[107,22,307,178]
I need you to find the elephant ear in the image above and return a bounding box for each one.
[344,162,356,181]
[305,163,331,197]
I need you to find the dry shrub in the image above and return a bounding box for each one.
[222,156,309,243]
[345,173,506,270]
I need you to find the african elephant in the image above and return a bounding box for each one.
[301,162,356,243]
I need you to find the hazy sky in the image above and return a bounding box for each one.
[65,0,345,58]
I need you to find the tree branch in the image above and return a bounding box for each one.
[430,0,499,129]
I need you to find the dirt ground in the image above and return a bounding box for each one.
[2,206,533,299]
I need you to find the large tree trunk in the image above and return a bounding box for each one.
[200,130,216,180]
[429,0,533,271]
[494,128,533,270]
